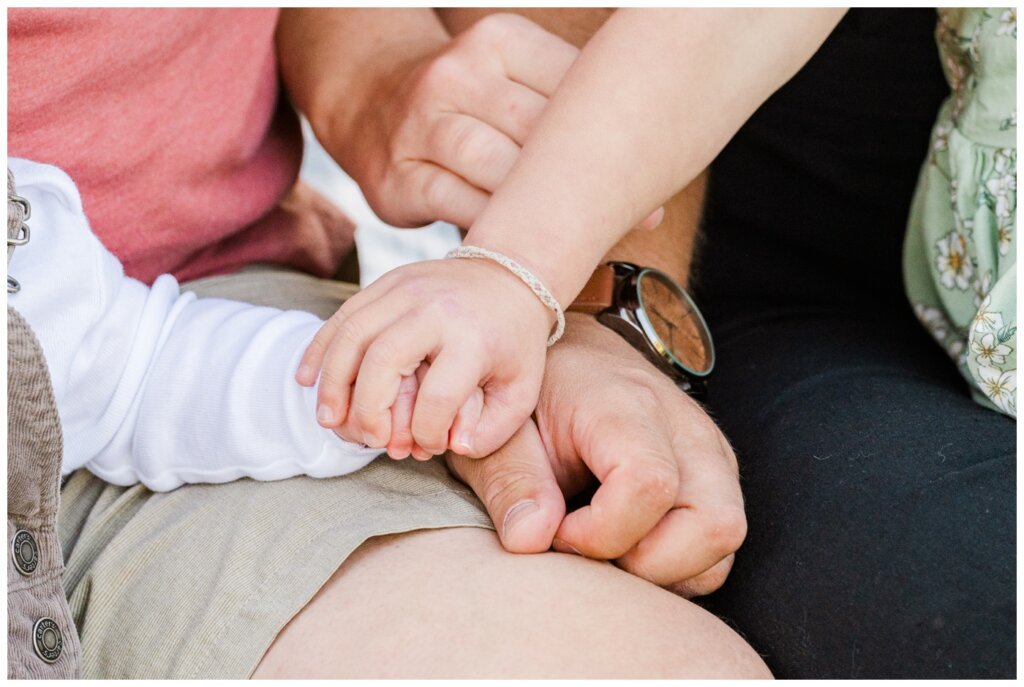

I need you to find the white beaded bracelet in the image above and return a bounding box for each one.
[446,245,565,346]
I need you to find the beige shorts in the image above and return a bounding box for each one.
[58,266,493,678]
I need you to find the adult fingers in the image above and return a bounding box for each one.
[617,416,746,590]
[446,420,566,553]
[552,414,679,560]
[411,349,485,455]
[426,113,519,193]
[458,78,547,146]
[467,14,579,97]
[350,319,442,448]
[669,554,736,599]
[615,500,745,589]
[404,162,491,229]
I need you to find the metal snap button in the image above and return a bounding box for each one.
[32,617,63,664]
[12,529,39,576]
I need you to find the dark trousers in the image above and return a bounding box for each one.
[696,305,1015,678]
[688,10,1016,676]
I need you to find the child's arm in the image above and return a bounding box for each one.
[299,9,845,460]
[8,158,381,492]
[462,8,845,302]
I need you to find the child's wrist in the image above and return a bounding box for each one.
[446,244,565,346]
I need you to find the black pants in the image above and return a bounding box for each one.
[696,306,1015,678]
[690,9,1015,678]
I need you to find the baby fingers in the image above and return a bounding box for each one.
[348,318,442,448]
[412,349,486,455]
[296,272,403,387]
[449,387,484,456]
[314,302,407,430]
[386,369,421,459]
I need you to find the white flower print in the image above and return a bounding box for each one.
[971,331,1012,366]
[977,365,1016,416]
[997,8,1017,37]
[935,230,974,290]
[973,270,993,308]
[914,303,952,342]
[1000,109,1017,131]
[985,150,1017,219]
[997,218,1013,256]
[969,20,983,64]
[973,295,1005,333]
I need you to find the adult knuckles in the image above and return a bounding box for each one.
[420,168,454,218]
[620,459,678,512]
[415,52,468,96]
[445,117,499,174]
[460,13,526,52]
[701,506,748,558]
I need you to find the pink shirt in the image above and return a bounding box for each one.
[9,8,355,283]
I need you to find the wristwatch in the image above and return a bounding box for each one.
[569,262,715,395]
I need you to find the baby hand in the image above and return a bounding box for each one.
[296,257,554,459]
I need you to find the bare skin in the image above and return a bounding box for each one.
[252,527,770,679]
[259,9,774,678]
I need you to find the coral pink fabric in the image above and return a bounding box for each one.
[8,8,355,283]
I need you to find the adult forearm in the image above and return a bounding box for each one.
[464,8,844,306]
[276,9,448,151]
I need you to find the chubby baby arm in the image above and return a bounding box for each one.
[297,256,554,459]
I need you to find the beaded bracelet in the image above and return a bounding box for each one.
[446,245,565,346]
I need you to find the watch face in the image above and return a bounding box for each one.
[636,269,714,376]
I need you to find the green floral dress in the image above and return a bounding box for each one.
[905,8,1017,417]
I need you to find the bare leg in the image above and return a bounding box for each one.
[253,528,769,678]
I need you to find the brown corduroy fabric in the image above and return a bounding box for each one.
[7,168,82,678]
[7,311,83,679]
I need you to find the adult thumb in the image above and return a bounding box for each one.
[445,420,565,554]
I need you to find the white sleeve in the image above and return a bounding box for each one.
[7,158,381,491]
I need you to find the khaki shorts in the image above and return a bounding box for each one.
[58,266,493,678]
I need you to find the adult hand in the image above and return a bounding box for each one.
[446,313,746,597]
[323,13,664,232]
[328,13,577,229]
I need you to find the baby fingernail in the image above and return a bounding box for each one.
[317,404,335,425]
[502,500,538,542]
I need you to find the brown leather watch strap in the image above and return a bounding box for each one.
[568,264,615,314]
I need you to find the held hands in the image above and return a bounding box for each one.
[296,257,554,459]
[446,313,747,598]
